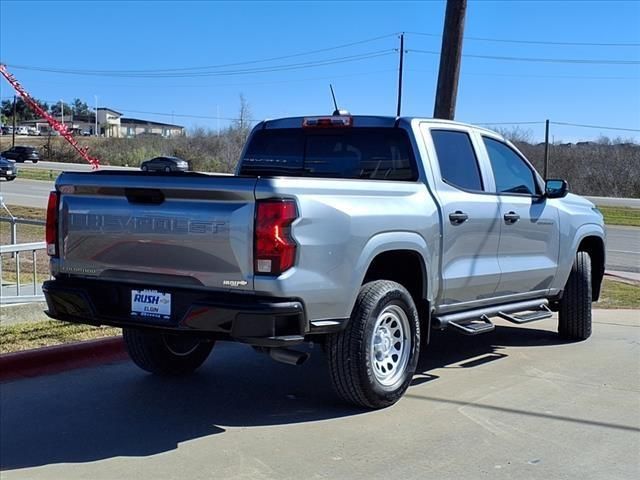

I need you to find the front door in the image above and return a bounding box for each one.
[480,136,560,297]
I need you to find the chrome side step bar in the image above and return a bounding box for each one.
[434,299,550,336]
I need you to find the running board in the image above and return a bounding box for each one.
[434,298,550,335]
[448,315,495,335]
[497,305,552,324]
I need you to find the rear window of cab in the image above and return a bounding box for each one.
[240,128,418,181]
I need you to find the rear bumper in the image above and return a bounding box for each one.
[43,278,309,347]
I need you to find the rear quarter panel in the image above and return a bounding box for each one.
[254,177,440,322]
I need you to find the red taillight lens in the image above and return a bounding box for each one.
[302,116,353,128]
[46,191,58,256]
[254,199,297,275]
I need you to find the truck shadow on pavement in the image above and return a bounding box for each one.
[1,324,569,470]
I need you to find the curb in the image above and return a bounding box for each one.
[0,336,127,382]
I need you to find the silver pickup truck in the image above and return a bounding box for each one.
[43,114,605,408]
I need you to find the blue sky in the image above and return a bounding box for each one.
[1,0,639,141]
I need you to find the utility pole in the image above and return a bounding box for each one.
[396,33,405,117]
[94,95,98,136]
[543,119,550,180]
[60,100,64,128]
[12,95,16,147]
[433,0,467,120]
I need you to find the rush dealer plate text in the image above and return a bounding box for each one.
[131,289,171,320]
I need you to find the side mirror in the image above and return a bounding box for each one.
[545,179,569,199]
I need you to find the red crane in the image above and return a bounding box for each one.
[0,64,100,169]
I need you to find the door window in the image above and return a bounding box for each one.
[431,130,483,191]
[483,137,538,195]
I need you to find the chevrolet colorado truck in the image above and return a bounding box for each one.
[43,115,605,409]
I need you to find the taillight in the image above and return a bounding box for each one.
[302,116,353,128]
[254,199,298,275]
[46,191,58,256]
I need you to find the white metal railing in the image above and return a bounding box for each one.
[0,241,47,304]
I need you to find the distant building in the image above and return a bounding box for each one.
[121,117,185,138]
[18,107,185,138]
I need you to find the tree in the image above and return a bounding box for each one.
[1,97,49,122]
[71,98,91,117]
[221,94,253,171]
[50,101,74,118]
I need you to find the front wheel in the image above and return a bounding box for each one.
[326,280,421,409]
[558,251,592,340]
[123,328,214,375]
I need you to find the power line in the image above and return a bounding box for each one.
[409,49,640,65]
[476,121,545,126]
[3,50,396,78]
[0,33,398,75]
[407,68,640,81]
[406,31,640,47]
[550,121,640,133]
[3,68,398,90]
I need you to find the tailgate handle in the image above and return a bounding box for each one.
[125,188,165,204]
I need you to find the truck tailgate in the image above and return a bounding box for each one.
[55,171,257,292]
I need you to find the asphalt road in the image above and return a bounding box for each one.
[1,311,638,480]
[16,161,136,172]
[0,178,638,272]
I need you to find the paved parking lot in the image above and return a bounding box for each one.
[1,310,638,480]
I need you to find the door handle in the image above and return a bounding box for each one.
[504,211,520,224]
[449,211,469,225]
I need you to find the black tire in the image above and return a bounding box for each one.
[141,165,148,172]
[326,280,421,409]
[7,176,16,181]
[123,328,214,375]
[558,251,592,340]
[32,159,38,164]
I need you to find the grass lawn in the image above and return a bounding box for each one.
[15,168,60,182]
[0,320,120,354]
[597,278,640,309]
[2,204,46,220]
[599,206,640,227]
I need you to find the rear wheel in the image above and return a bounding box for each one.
[123,328,214,375]
[141,165,148,172]
[558,251,592,340]
[326,280,420,409]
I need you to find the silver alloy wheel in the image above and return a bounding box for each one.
[162,335,201,357]
[370,304,411,386]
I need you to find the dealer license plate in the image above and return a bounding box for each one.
[131,289,171,320]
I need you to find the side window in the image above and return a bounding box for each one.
[483,137,538,195]
[431,130,483,191]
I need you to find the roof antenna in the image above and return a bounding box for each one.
[330,84,348,116]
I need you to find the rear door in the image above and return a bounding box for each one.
[57,173,257,292]
[478,135,560,296]
[422,126,501,308]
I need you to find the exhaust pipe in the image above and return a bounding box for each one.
[268,348,309,366]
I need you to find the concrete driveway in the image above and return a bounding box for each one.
[1,309,639,480]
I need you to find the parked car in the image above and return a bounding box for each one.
[43,114,605,409]
[15,126,29,135]
[140,156,188,172]
[1,146,39,163]
[0,155,18,181]
[1,126,13,135]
